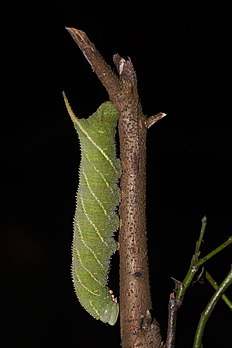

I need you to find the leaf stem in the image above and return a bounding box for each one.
[205,271,232,310]
[176,216,207,302]
[197,236,232,268]
[193,266,232,348]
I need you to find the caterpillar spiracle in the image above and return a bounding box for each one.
[63,92,121,325]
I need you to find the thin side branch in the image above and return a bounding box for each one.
[205,271,232,310]
[176,216,208,303]
[165,293,178,348]
[193,266,232,348]
[197,236,232,268]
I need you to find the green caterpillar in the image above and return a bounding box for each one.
[63,92,121,325]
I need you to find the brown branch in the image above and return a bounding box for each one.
[165,293,178,348]
[65,28,121,92]
[65,27,164,348]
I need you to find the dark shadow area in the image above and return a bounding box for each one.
[2,1,231,347]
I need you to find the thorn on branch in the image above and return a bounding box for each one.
[146,113,166,128]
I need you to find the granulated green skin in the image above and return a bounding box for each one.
[63,94,120,325]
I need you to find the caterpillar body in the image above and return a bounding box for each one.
[63,92,121,325]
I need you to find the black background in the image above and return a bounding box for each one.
[2,1,231,347]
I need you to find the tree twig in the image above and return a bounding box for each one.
[165,293,178,348]
[65,27,165,348]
